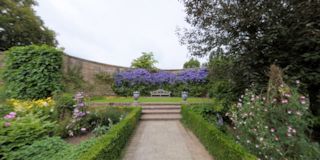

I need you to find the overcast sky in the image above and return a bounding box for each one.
[35,0,202,69]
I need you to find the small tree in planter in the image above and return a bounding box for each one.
[228,65,319,159]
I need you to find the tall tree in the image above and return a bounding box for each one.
[131,52,158,71]
[0,0,57,51]
[183,58,200,68]
[180,0,320,116]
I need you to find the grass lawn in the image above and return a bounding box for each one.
[89,96,214,103]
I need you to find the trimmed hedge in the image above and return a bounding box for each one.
[181,105,256,160]
[73,107,142,160]
[3,45,63,99]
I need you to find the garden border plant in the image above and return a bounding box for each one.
[181,105,256,160]
[5,107,142,160]
[68,106,142,160]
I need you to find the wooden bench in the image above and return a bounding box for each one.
[150,89,171,97]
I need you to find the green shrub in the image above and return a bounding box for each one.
[53,93,75,120]
[7,137,71,160]
[3,45,63,100]
[181,105,256,160]
[0,104,12,117]
[0,114,56,159]
[73,107,141,160]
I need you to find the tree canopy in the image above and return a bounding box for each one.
[180,0,320,115]
[183,58,200,68]
[0,0,57,51]
[131,52,158,71]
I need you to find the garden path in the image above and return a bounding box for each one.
[122,105,213,160]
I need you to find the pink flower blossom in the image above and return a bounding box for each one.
[81,128,87,132]
[281,99,288,104]
[296,80,300,84]
[275,136,279,141]
[4,114,15,119]
[4,122,11,127]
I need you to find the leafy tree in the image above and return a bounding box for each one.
[180,0,320,116]
[0,0,57,51]
[183,58,200,68]
[131,52,158,71]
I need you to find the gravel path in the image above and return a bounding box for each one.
[122,121,213,160]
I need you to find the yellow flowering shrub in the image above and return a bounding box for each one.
[8,97,55,113]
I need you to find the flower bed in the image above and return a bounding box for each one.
[1,91,142,160]
[4,107,141,160]
[181,105,256,160]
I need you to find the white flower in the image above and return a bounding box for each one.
[292,129,296,133]
[246,140,251,143]
[287,110,292,114]
[259,137,264,141]
[264,126,268,129]
[296,80,300,84]
[43,102,49,107]
[255,144,259,148]
[296,111,302,116]
[270,128,275,132]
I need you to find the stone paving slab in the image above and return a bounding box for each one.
[122,121,213,160]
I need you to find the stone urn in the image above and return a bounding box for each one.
[181,91,188,102]
[133,91,140,102]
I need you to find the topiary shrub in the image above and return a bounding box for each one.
[3,45,63,100]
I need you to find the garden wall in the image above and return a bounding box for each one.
[63,54,182,83]
[0,52,183,95]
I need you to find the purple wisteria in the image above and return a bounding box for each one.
[114,68,208,86]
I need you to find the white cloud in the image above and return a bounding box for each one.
[35,0,204,69]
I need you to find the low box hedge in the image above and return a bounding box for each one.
[181,105,256,160]
[74,107,142,160]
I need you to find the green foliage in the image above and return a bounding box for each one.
[0,0,57,51]
[181,105,256,160]
[0,104,12,117]
[7,137,71,160]
[131,52,158,71]
[183,58,200,68]
[53,93,74,120]
[92,125,109,137]
[207,55,238,110]
[3,45,63,100]
[62,64,86,93]
[180,0,320,115]
[70,107,141,160]
[0,114,56,159]
[228,66,320,159]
